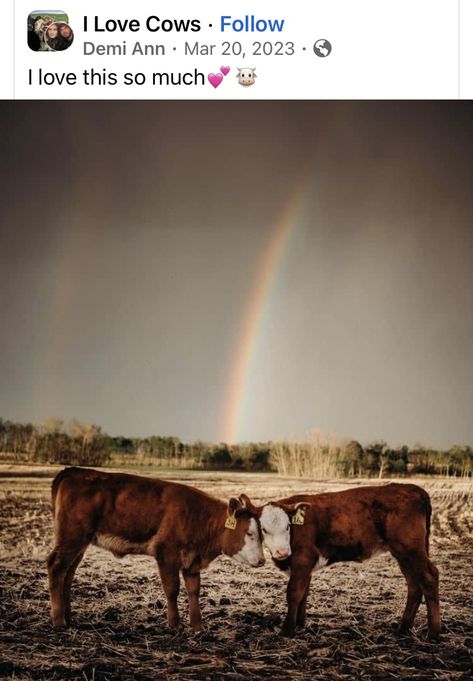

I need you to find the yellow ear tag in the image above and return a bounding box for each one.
[225,514,237,530]
[292,508,305,525]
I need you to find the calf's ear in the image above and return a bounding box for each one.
[228,497,244,515]
[279,501,310,516]
[238,494,259,514]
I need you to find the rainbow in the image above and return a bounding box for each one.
[221,102,349,444]
[221,174,310,444]
[38,121,103,419]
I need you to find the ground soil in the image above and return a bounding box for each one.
[1,467,472,680]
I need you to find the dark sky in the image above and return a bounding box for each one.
[1,101,472,447]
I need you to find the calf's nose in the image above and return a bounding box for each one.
[275,550,290,560]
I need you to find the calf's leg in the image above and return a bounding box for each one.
[420,558,441,640]
[63,552,85,625]
[47,546,84,629]
[396,551,440,640]
[296,577,311,629]
[397,566,423,634]
[157,558,181,629]
[183,569,203,632]
[281,563,312,637]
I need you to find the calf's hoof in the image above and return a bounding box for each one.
[396,622,412,636]
[280,625,296,638]
[191,622,204,633]
[427,629,441,642]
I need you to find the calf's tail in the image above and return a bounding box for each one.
[421,490,432,556]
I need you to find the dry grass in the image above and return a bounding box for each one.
[0,469,472,680]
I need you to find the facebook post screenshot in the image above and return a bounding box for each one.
[1,2,472,679]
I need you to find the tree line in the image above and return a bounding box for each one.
[0,417,472,477]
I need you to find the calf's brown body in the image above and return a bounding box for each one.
[273,483,440,639]
[47,467,261,631]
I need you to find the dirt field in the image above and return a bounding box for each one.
[1,467,472,680]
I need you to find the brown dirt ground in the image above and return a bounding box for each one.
[0,468,472,680]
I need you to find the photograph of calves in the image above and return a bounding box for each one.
[246,483,440,640]
[47,467,264,632]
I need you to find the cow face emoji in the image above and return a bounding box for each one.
[237,68,257,87]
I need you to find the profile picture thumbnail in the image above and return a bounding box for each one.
[27,10,74,52]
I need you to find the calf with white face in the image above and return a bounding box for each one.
[249,486,440,641]
[48,469,266,634]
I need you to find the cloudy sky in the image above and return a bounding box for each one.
[0,101,472,447]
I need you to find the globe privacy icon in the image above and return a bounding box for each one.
[313,39,332,57]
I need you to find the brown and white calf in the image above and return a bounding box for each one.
[242,483,440,640]
[47,467,264,631]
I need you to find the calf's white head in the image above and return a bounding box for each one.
[223,496,265,567]
[258,500,310,561]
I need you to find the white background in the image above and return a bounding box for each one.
[0,1,471,99]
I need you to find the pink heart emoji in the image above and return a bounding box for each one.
[220,66,231,76]
[208,72,223,88]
